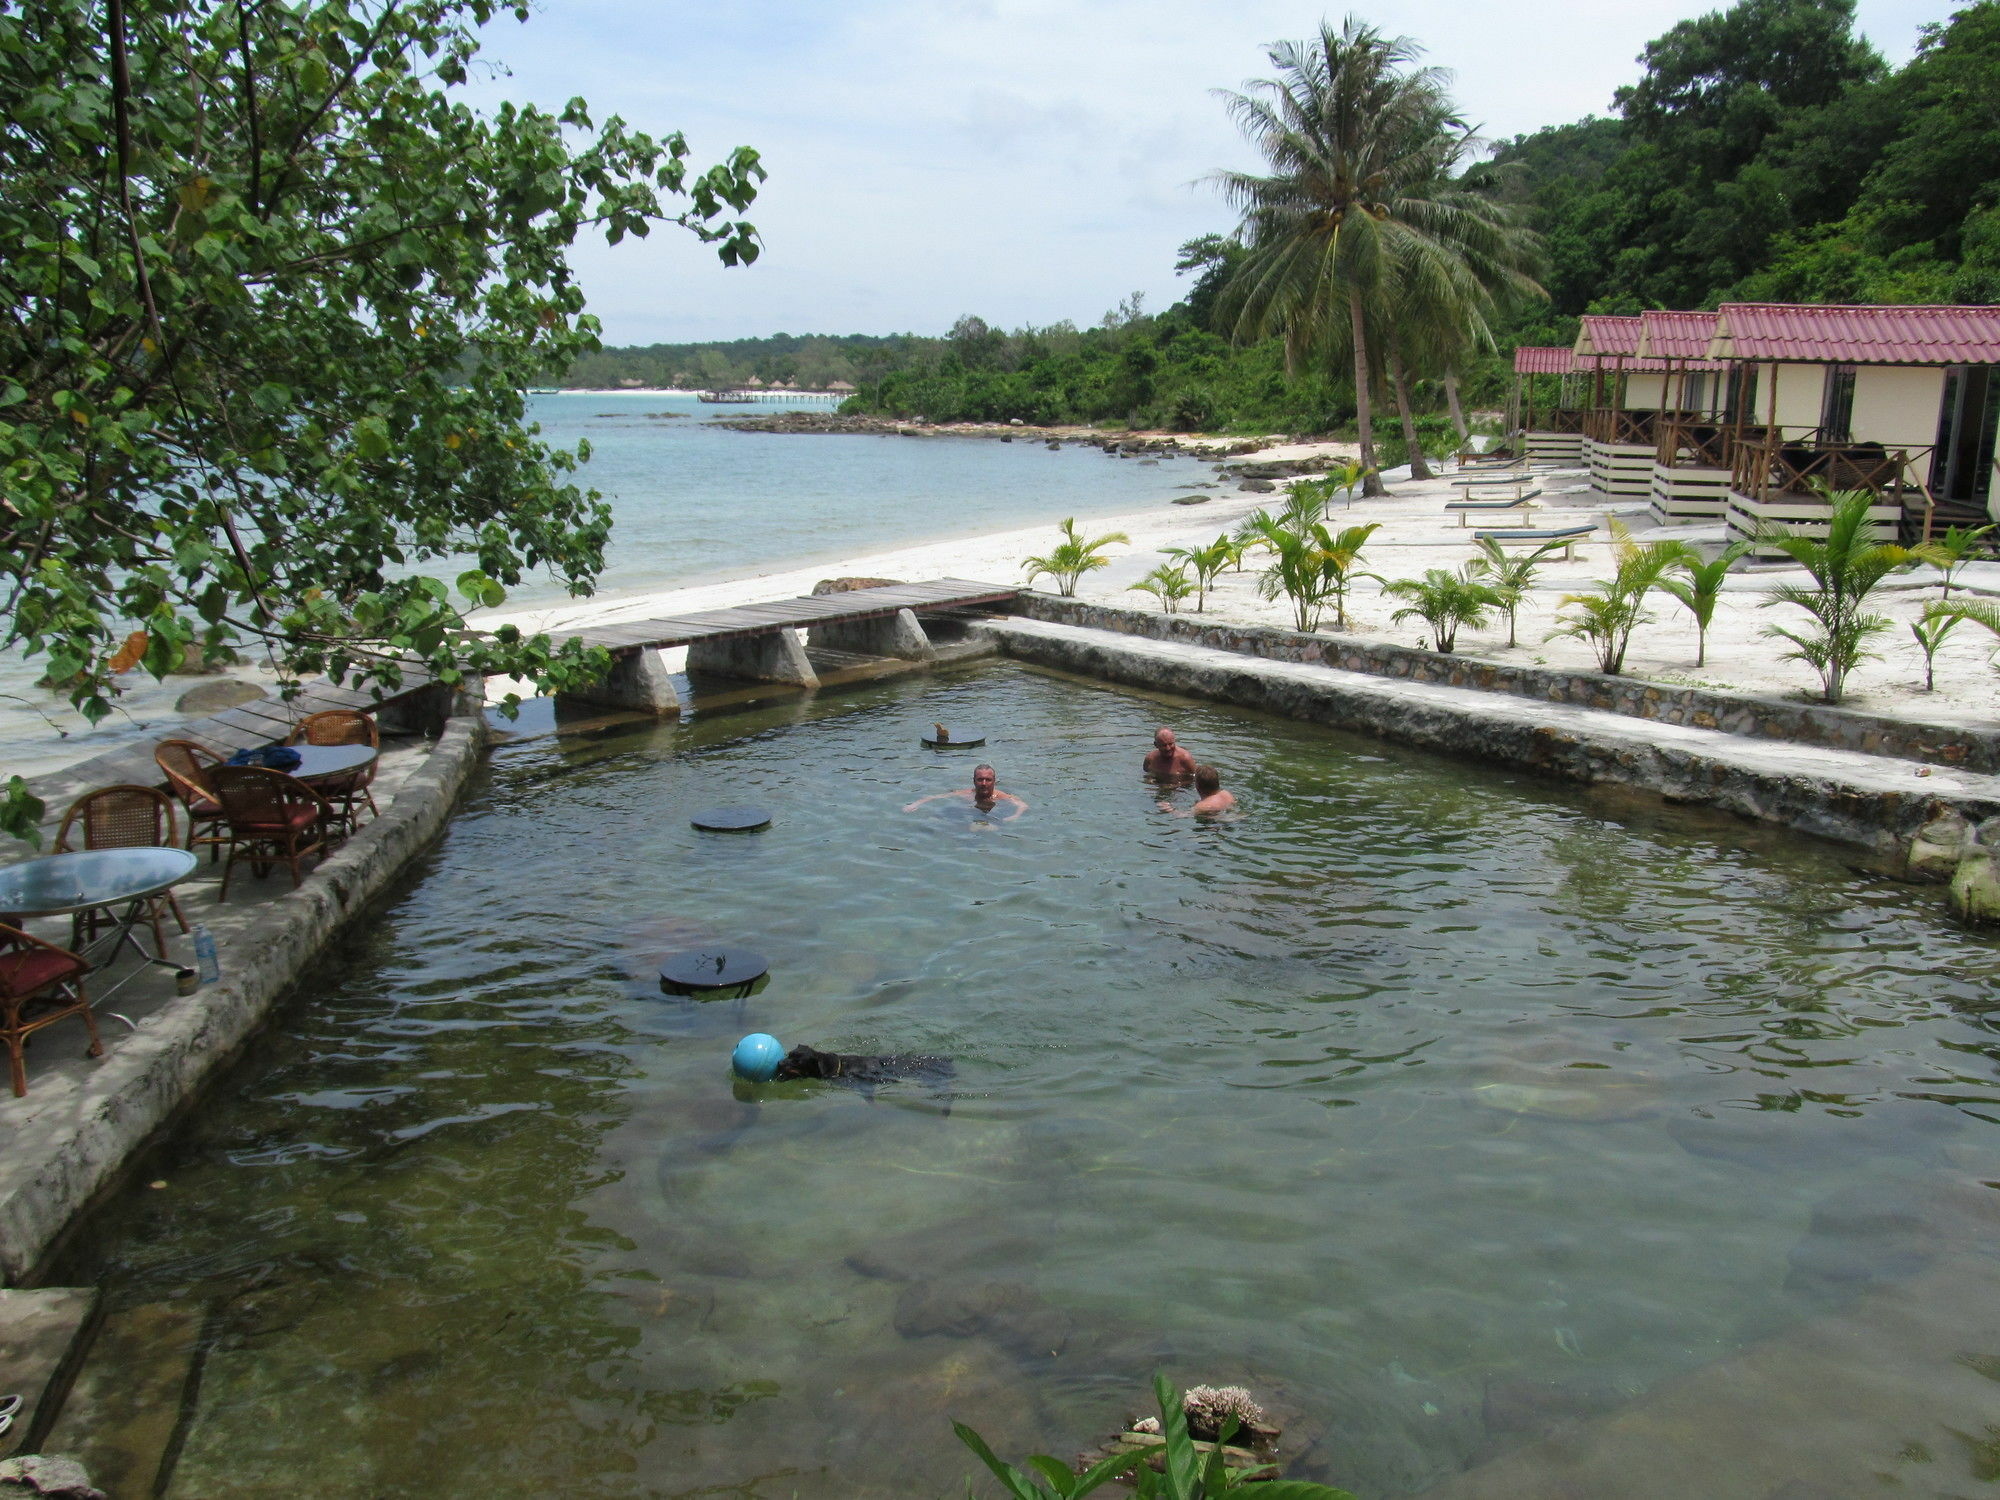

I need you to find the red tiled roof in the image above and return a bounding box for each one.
[1513,346,1573,374]
[1575,314,1643,356]
[1635,311,1728,367]
[1573,315,1671,370]
[1710,303,2000,364]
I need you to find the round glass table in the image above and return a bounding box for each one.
[287,745,377,780]
[0,847,200,976]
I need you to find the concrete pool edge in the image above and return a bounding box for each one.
[0,713,489,1285]
[975,616,2000,856]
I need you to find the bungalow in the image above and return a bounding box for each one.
[1573,315,1674,501]
[1636,310,1749,526]
[1704,303,2000,555]
[1510,346,1586,464]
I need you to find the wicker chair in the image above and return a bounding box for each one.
[53,785,190,952]
[0,924,102,1097]
[154,739,227,858]
[209,765,335,901]
[287,709,380,833]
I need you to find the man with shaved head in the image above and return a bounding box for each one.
[1143,726,1197,782]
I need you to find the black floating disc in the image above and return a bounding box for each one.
[691,805,772,832]
[659,947,770,995]
[922,732,986,749]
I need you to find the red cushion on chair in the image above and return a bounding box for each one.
[0,947,85,999]
[237,805,320,835]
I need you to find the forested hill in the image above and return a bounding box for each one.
[567,0,2000,435]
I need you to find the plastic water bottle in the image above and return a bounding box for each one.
[192,926,221,985]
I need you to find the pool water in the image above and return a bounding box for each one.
[54,661,2000,1498]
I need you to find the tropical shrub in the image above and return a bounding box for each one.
[1758,488,1914,703]
[1545,527,1690,675]
[1023,518,1131,596]
[1911,601,1964,691]
[1247,516,1380,632]
[1131,563,1196,614]
[1658,540,1752,668]
[1162,538,1236,612]
[1922,522,1994,597]
[1385,566,1503,653]
[1469,535,1568,648]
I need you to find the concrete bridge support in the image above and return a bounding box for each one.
[556,647,682,717]
[686,629,820,687]
[806,608,934,661]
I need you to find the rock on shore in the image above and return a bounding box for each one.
[707,410,1276,458]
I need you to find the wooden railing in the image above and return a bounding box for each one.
[1655,420,1770,470]
[1583,409,1659,445]
[1525,408,1588,436]
[1730,435,1933,506]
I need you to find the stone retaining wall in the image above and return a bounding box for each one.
[977,617,2000,857]
[0,713,489,1284]
[1013,595,2000,773]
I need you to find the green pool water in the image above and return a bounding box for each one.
[55,661,2000,1497]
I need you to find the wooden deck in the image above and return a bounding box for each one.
[552,578,1019,655]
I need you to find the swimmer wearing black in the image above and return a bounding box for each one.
[772,1044,956,1087]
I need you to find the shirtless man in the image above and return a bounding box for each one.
[1187,764,1236,815]
[1143,727,1197,782]
[903,763,1028,820]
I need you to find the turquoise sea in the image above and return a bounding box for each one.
[510,393,1202,606]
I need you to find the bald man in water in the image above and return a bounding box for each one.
[903,763,1028,820]
[1144,727,1197,782]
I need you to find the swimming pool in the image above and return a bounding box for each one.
[54,660,2000,1497]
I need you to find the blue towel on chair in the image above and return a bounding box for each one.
[227,745,303,771]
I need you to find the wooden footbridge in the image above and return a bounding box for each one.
[550,577,1020,714]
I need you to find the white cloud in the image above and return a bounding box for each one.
[471,0,1953,343]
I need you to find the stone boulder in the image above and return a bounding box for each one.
[1905,809,1975,882]
[0,1456,106,1500]
[1950,850,2000,925]
[174,678,269,716]
[811,577,905,596]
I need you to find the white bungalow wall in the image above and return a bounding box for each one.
[1621,373,1667,410]
[1759,363,1825,433]
[1850,366,1946,449]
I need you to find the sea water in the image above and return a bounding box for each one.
[54,661,2000,1498]
[0,393,1199,774]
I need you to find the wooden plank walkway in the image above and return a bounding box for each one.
[552,578,1019,655]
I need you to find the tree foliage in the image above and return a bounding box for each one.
[1,0,763,731]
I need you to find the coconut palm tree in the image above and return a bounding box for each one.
[1162,537,1235,612]
[1129,563,1195,614]
[1758,487,1915,703]
[1385,566,1503,654]
[1212,19,1541,497]
[1021,518,1130,597]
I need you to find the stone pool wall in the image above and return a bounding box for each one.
[1012,595,2000,774]
[0,713,489,1284]
[976,616,2000,858]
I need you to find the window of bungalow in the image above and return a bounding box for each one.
[1723,365,1758,425]
[1820,365,1857,443]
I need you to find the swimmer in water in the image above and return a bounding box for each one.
[733,1033,956,1105]
[1161,763,1236,816]
[1143,727,1197,782]
[902,763,1027,820]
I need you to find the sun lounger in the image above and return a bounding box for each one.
[1449,472,1535,488]
[1445,490,1544,526]
[1472,523,1595,561]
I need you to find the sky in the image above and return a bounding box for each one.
[467,0,1958,346]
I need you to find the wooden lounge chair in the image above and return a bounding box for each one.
[1446,490,1543,526]
[53,785,190,953]
[0,924,102,1097]
[154,739,227,859]
[1473,523,1596,562]
[209,765,336,901]
[287,709,380,835]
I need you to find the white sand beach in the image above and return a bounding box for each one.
[11,440,2000,783]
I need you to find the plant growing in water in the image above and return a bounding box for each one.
[1910,601,1964,691]
[1023,518,1132,597]
[1162,537,1237,612]
[1657,539,1751,668]
[1758,487,1915,703]
[1385,565,1503,654]
[1469,536,1567,649]
[953,1374,1357,1499]
[1130,563,1196,614]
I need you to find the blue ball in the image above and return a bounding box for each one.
[732,1032,785,1082]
